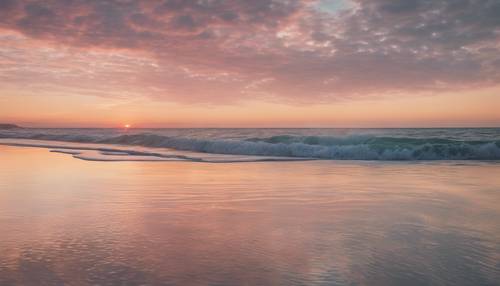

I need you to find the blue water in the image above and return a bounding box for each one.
[1,128,500,160]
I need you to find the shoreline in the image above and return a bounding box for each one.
[1,143,499,167]
[0,139,313,163]
[1,144,499,285]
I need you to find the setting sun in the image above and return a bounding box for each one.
[124,124,131,129]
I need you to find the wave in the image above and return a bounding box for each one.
[1,131,500,160]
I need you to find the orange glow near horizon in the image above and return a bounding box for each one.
[1,86,500,128]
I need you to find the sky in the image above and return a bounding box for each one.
[0,0,499,128]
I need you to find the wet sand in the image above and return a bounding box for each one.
[0,145,499,285]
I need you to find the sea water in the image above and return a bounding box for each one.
[1,128,499,161]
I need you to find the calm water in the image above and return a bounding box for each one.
[0,145,499,285]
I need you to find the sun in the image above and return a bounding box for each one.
[124,124,131,129]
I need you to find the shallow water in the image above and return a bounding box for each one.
[0,145,499,285]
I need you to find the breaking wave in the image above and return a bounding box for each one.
[2,130,500,160]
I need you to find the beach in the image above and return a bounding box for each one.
[1,144,499,285]
[2,0,500,284]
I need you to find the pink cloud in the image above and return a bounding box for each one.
[0,0,499,104]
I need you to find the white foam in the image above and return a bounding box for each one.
[0,139,310,163]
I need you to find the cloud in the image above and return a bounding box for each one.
[0,0,499,104]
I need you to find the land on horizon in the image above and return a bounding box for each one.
[0,124,21,129]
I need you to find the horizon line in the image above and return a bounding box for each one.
[7,126,500,129]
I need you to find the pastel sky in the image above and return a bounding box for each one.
[1,0,499,127]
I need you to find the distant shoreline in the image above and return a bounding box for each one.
[1,126,499,129]
[0,124,21,129]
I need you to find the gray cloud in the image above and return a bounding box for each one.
[0,0,499,103]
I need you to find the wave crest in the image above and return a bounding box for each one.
[1,131,500,160]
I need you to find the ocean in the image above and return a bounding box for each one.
[1,128,500,161]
